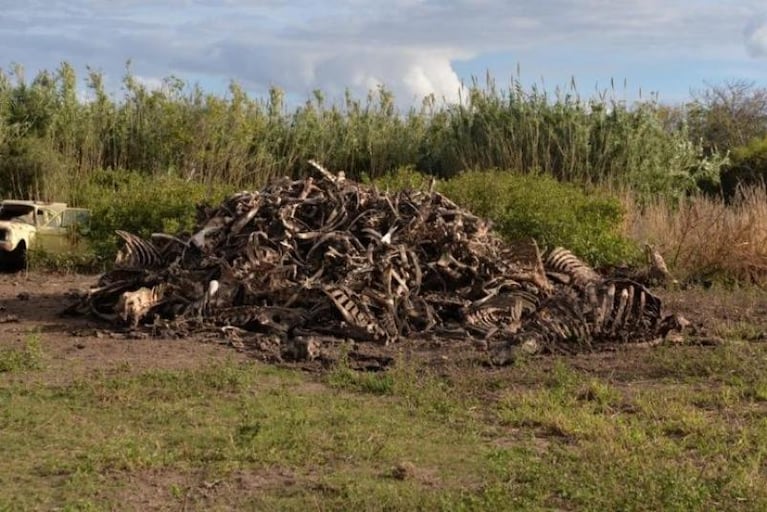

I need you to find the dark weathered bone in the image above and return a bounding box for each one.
[114,230,163,269]
[545,247,601,289]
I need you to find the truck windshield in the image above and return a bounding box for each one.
[0,204,35,224]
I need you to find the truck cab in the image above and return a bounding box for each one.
[0,200,91,270]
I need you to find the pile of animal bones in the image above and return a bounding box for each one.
[65,161,684,362]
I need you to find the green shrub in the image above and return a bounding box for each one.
[29,165,637,270]
[76,170,234,263]
[721,136,767,198]
[377,168,639,267]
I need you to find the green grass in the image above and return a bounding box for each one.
[0,334,43,372]
[1,339,767,510]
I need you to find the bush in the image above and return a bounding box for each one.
[26,248,100,273]
[377,168,639,267]
[720,136,767,198]
[28,166,636,271]
[76,170,234,263]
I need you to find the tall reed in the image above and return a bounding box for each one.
[0,63,721,203]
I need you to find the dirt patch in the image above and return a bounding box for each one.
[104,466,303,511]
[660,286,767,336]
[0,272,248,384]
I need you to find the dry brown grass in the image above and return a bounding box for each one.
[624,186,767,283]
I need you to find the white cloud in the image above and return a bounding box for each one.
[402,58,464,102]
[309,50,466,104]
[0,0,766,106]
[746,21,767,57]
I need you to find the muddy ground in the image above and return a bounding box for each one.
[1,271,766,380]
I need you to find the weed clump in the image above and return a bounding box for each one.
[0,334,44,372]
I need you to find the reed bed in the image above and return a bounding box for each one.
[0,64,715,203]
[625,186,767,283]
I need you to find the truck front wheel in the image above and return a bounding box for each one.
[7,241,27,272]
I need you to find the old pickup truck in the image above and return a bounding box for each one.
[0,200,91,270]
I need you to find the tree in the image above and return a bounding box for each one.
[687,80,767,153]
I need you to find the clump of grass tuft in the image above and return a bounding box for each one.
[326,365,395,396]
[0,334,44,372]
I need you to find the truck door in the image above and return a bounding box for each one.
[34,209,69,252]
[36,208,91,253]
[61,208,91,252]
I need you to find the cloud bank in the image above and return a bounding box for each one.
[1,0,765,104]
[746,20,767,57]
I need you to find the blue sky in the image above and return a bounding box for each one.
[2,0,766,106]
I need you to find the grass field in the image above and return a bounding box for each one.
[2,308,767,511]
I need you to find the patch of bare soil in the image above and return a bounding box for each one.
[660,286,767,337]
[0,272,249,384]
[105,466,304,511]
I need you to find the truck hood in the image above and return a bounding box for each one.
[0,220,37,236]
